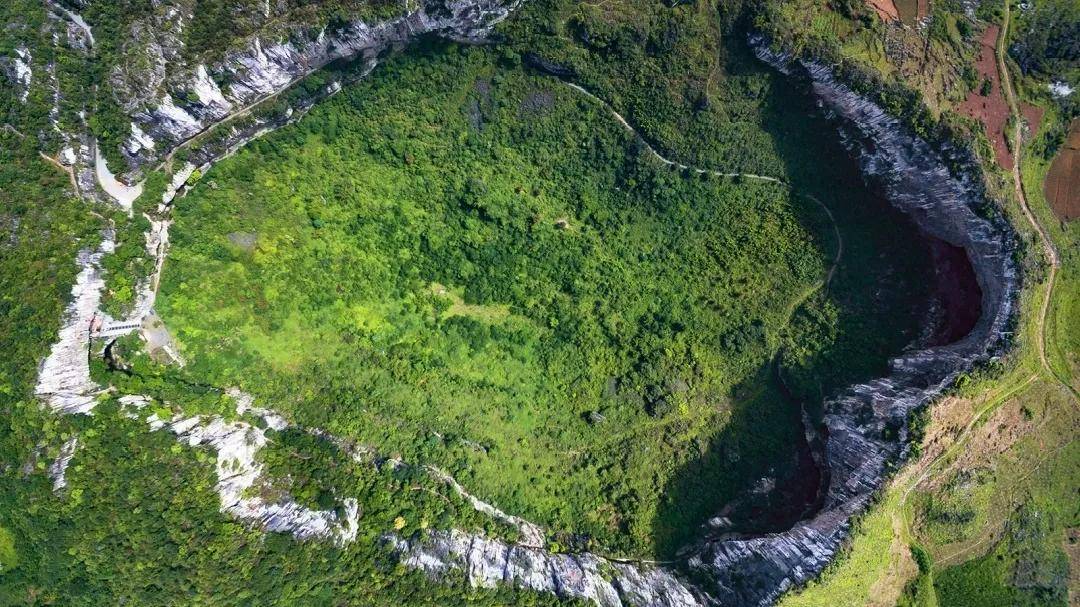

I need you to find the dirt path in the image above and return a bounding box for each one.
[39,151,81,196]
[998,6,1060,378]
[561,82,786,184]
[933,427,1073,567]
[998,5,1079,401]
[889,4,1077,583]
[900,371,1038,507]
[559,81,845,346]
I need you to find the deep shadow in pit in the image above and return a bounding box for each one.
[649,35,984,560]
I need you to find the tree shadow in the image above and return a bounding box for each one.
[648,361,817,558]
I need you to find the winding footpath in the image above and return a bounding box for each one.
[563,82,785,184]
[997,4,1075,399]
[560,80,844,298]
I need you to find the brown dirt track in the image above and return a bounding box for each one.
[1044,120,1080,222]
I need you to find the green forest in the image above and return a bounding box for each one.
[141,22,933,558]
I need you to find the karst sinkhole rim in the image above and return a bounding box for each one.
[150,39,997,566]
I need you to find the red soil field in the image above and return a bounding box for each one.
[916,0,930,20]
[868,0,900,21]
[1044,120,1080,222]
[958,25,1014,171]
[1022,102,1044,134]
[893,0,930,23]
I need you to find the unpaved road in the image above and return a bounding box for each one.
[997,4,1074,398]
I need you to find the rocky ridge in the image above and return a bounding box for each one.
[99,0,524,179]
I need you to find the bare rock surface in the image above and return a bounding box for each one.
[393,530,705,607]
[35,237,114,415]
[108,0,524,177]
[48,437,79,492]
[671,39,1020,607]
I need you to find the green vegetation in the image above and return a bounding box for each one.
[256,427,519,539]
[0,4,549,605]
[1019,101,1080,386]
[1009,0,1079,156]
[778,2,1079,604]
[158,41,822,557]
[183,0,402,65]
[76,0,408,168]
[934,501,1070,607]
[1010,0,1079,95]
[0,55,574,604]
[146,1,933,558]
[0,526,16,574]
[2,397,579,606]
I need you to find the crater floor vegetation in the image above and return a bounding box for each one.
[144,36,932,558]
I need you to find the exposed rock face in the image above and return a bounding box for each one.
[48,437,79,491]
[157,408,360,544]
[393,530,704,607]
[389,40,1018,607]
[670,40,1019,606]
[35,237,114,415]
[108,0,523,177]
[1,46,33,102]
[95,145,143,211]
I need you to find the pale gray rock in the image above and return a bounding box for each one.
[108,0,523,177]
[29,4,1021,602]
[394,530,705,607]
[1,46,33,103]
[35,237,114,415]
[95,144,143,211]
[668,38,1020,607]
[160,412,360,544]
[48,437,79,492]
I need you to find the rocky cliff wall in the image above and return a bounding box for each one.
[58,0,523,180]
[672,40,1020,606]
[375,39,1021,607]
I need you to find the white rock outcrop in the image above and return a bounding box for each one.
[1,46,33,102]
[112,0,523,175]
[35,237,113,415]
[94,146,143,211]
[48,437,79,491]
[394,529,704,607]
[672,39,1020,607]
[158,410,360,544]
